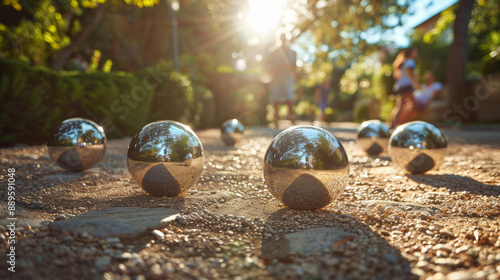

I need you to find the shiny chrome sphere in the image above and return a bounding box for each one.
[263,126,349,210]
[127,120,204,197]
[48,118,106,172]
[356,120,391,156]
[221,119,244,146]
[389,121,447,174]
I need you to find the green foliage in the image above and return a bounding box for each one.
[336,56,396,122]
[411,26,451,83]
[340,57,376,97]
[479,31,500,75]
[0,0,160,68]
[135,61,194,124]
[291,0,415,67]
[412,0,500,79]
[0,0,72,66]
[0,57,206,147]
[372,64,395,100]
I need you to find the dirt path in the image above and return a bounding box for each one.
[1,123,499,279]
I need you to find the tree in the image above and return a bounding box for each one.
[0,0,160,69]
[287,0,415,67]
[446,0,475,107]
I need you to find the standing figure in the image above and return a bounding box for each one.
[315,79,331,122]
[391,47,419,128]
[267,33,297,124]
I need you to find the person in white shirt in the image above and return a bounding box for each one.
[267,33,297,125]
[413,72,443,110]
[391,47,419,128]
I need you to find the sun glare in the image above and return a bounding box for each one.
[246,0,287,34]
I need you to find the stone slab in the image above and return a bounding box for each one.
[49,207,180,239]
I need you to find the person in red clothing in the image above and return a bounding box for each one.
[391,47,419,128]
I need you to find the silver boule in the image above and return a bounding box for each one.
[356,119,391,156]
[48,118,106,172]
[221,119,244,146]
[389,121,447,174]
[127,120,204,197]
[263,125,349,210]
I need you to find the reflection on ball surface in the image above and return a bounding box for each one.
[389,121,447,174]
[263,126,349,210]
[221,119,244,146]
[356,120,391,156]
[127,120,204,197]
[48,118,106,172]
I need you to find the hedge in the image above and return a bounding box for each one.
[0,57,207,147]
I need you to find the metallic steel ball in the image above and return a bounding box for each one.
[263,126,349,210]
[48,118,106,172]
[389,121,447,174]
[127,120,204,197]
[221,119,244,146]
[356,120,391,156]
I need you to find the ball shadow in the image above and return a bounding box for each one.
[142,164,182,197]
[282,173,331,210]
[407,174,500,197]
[260,209,416,279]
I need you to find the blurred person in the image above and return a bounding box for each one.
[267,33,297,124]
[391,47,419,128]
[70,53,88,71]
[314,79,331,122]
[413,72,443,110]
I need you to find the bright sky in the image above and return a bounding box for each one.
[246,0,459,46]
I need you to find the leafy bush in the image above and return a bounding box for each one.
[135,61,194,123]
[372,64,395,100]
[0,57,206,147]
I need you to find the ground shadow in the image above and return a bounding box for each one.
[260,209,417,279]
[407,174,500,197]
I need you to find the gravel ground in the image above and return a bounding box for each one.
[1,122,499,280]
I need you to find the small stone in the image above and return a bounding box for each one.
[439,229,456,238]
[411,268,426,277]
[40,219,54,225]
[433,244,453,253]
[115,252,133,261]
[446,270,474,280]
[176,215,187,225]
[416,260,429,268]
[106,237,121,244]
[152,230,164,239]
[55,214,67,220]
[95,256,111,272]
[434,258,459,266]
[429,224,442,231]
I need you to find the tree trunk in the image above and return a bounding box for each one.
[51,4,107,70]
[446,0,475,108]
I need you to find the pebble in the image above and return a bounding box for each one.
[106,237,121,244]
[433,258,459,266]
[152,230,165,239]
[95,256,111,271]
[115,252,133,261]
[446,270,474,280]
[433,244,454,253]
[176,216,187,225]
[55,214,67,220]
[439,229,456,238]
